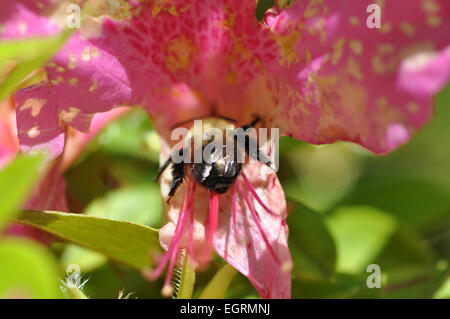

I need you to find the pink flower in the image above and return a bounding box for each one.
[3,0,449,298]
[0,100,19,169]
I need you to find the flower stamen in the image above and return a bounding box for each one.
[241,172,276,216]
[231,184,239,237]
[148,181,196,296]
[237,180,281,266]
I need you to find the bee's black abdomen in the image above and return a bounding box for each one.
[191,161,242,194]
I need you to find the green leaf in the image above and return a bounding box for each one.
[434,274,450,299]
[288,201,336,280]
[327,206,397,274]
[0,238,62,298]
[327,205,437,275]
[198,263,237,299]
[60,245,107,274]
[255,0,275,21]
[292,273,378,299]
[176,254,196,299]
[14,210,161,270]
[61,184,162,272]
[0,30,72,100]
[0,154,44,231]
[83,184,162,227]
[380,265,449,298]
[337,177,450,232]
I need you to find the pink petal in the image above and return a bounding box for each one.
[9,1,450,155]
[263,0,450,153]
[0,0,60,38]
[213,164,291,299]
[0,100,19,169]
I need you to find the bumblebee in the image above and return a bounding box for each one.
[155,115,271,202]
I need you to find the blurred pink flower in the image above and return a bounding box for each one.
[0,100,19,169]
[2,0,450,298]
[0,90,129,244]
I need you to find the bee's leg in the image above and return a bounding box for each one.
[240,115,261,131]
[237,116,271,167]
[154,157,172,182]
[167,161,185,203]
[243,135,272,167]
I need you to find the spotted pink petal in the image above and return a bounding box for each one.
[214,164,291,299]
[263,0,450,153]
[0,0,60,39]
[0,100,19,169]
[9,0,449,155]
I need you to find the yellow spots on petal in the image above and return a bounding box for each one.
[422,0,440,13]
[372,44,397,74]
[407,102,420,114]
[151,0,179,18]
[56,66,65,73]
[305,50,312,65]
[316,17,327,43]
[59,107,81,124]
[349,16,360,26]
[346,58,364,81]
[89,78,99,92]
[36,2,45,9]
[18,22,27,35]
[226,72,238,84]
[400,22,415,37]
[51,76,64,85]
[349,40,363,55]
[379,22,392,34]
[81,0,135,20]
[340,83,368,114]
[378,44,394,54]
[273,31,301,67]
[91,47,101,58]
[427,16,442,27]
[303,0,325,19]
[27,126,40,138]
[375,0,385,8]
[68,54,77,70]
[165,36,197,73]
[372,56,385,74]
[69,78,79,86]
[82,47,92,61]
[20,98,47,117]
[81,47,101,62]
[331,38,345,65]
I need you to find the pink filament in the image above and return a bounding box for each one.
[188,184,196,262]
[231,185,239,236]
[241,172,276,216]
[207,191,220,245]
[237,180,280,265]
[150,181,195,281]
